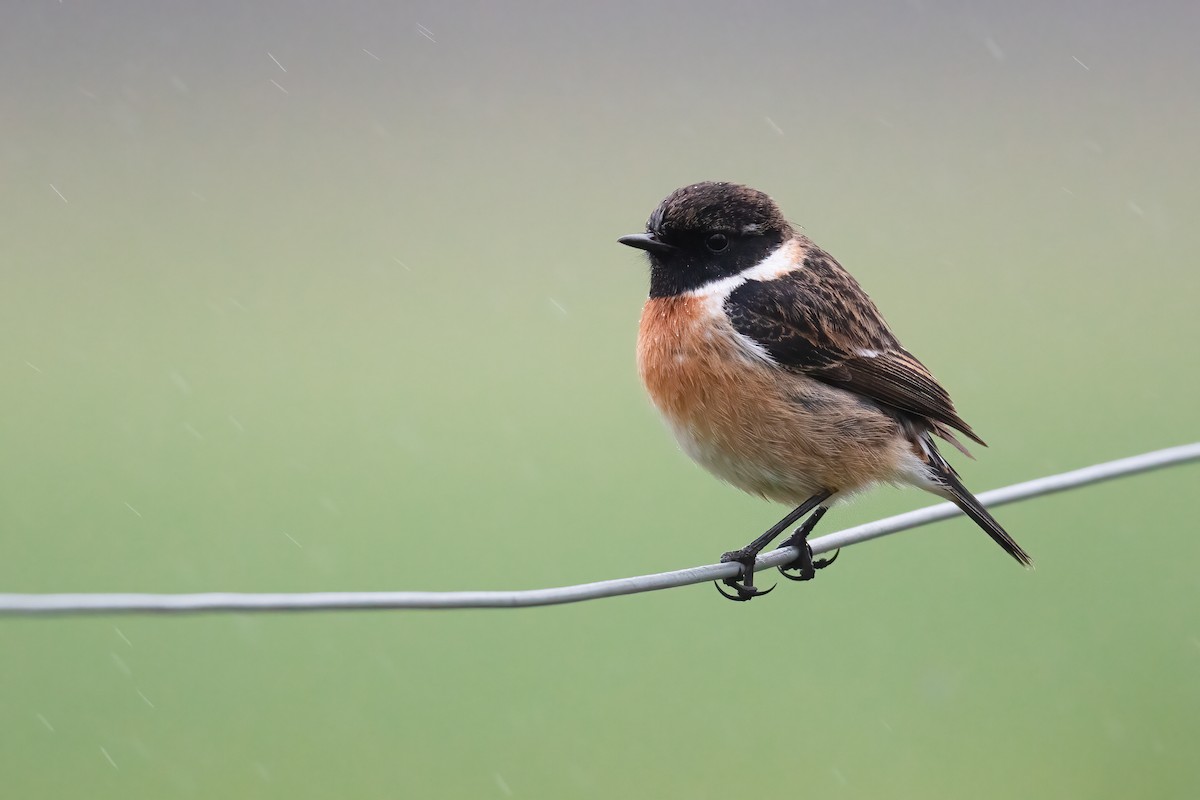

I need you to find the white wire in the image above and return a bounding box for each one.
[2,443,1197,616]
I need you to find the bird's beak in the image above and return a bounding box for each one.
[618,233,677,256]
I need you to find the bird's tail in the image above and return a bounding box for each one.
[923,445,1033,567]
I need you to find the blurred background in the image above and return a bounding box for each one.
[3,1,1199,797]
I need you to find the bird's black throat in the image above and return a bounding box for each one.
[646,231,785,298]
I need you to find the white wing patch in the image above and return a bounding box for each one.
[730,329,775,364]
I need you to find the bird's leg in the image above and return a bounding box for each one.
[776,506,839,582]
[716,489,834,601]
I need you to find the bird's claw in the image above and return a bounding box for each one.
[716,548,775,602]
[814,549,840,570]
[777,544,840,582]
[714,578,776,601]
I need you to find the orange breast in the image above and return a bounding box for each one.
[637,296,913,503]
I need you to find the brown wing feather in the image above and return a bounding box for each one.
[724,243,985,447]
[813,349,985,446]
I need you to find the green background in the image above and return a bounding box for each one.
[4,2,1199,797]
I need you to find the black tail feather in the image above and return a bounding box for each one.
[927,454,1033,567]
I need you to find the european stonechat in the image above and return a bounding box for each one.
[619,182,1031,601]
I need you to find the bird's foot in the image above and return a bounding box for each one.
[715,548,776,601]
[776,531,839,582]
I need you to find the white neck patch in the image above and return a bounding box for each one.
[685,238,800,314]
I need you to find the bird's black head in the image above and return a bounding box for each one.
[618,182,792,298]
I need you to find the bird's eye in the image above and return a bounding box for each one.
[705,233,729,253]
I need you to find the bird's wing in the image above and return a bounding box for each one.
[724,249,985,446]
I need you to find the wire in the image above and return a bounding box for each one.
[2,443,1198,616]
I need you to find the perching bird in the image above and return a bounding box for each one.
[618,182,1031,600]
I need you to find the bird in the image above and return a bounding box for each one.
[618,181,1031,601]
